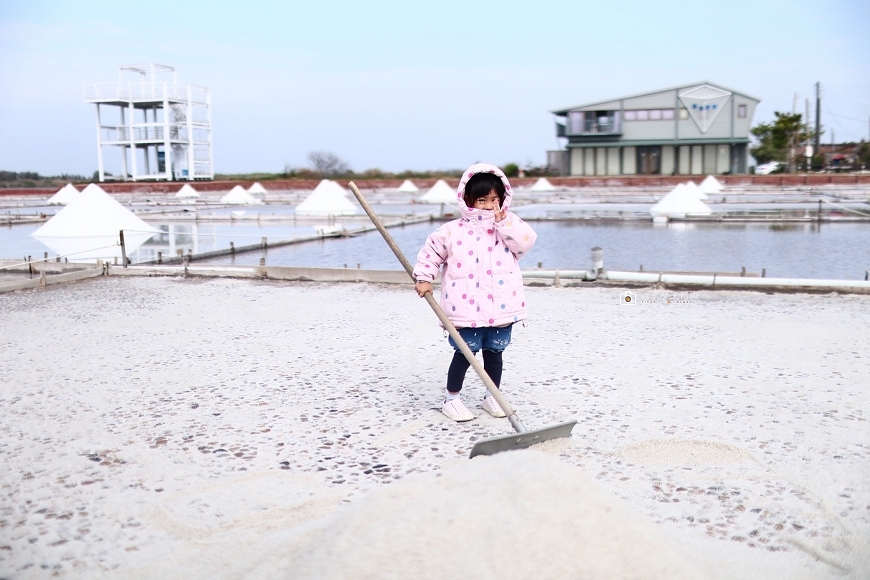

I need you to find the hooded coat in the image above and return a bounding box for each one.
[413,163,536,328]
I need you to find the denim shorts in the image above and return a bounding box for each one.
[448,324,513,353]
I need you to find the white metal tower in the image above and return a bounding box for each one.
[84,64,213,182]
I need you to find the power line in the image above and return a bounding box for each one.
[824,109,868,123]
[824,113,861,142]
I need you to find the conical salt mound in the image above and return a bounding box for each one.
[175,184,200,198]
[699,175,724,195]
[683,181,708,201]
[397,179,419,193]
[31,184,158,261]
[420,179,456,204]
[295,180,357,216]
[47,183,81,205]
[529,177,555,192]
[650,184,712,218]
[248,182,268,195]
[221,185,260,205]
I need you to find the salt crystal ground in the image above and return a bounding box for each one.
[1,278,869,578]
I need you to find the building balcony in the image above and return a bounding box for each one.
[563,110,623,138]
[84,82,209,104]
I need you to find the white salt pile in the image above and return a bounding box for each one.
[46,183,80,205]
[649,184,712,218]
[529,177,556,191]
[683,180,709,201]
[420,179,456,204]
[397,179,419,193]
[221,185,260,205]
[699,175,724,195]
[31,183,158,261]
[296,180,357,215]
[248,182,268,195]
[281,450,700,580]
[619,439,759,466]
[175,183,200,198]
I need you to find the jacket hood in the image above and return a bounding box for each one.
[456,163,514,219]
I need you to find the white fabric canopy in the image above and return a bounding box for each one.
[221,185,260,205]
[699,175,724,195]
[47,183,81,205]
[397,179,419,193]
[650,184,712,218]
[247,182,268,195]
[295,180,357,216]
[175,184,200,198]
[529,178,556,192]
[419,180,456,204]
[31,184,158,261]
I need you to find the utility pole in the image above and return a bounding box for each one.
[805,98,812,172]
[790,92,798,172]
[814,82,821,162]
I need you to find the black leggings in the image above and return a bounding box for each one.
[446,350,503,393]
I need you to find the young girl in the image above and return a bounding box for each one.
[413,163,537,422]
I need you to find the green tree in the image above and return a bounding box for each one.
[502,163,519,177]
[750,112,808,168]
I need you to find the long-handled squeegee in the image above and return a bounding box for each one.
[348,182,576,458]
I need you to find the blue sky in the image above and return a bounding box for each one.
[1,0,868,175]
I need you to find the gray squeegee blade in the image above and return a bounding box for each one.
[469,420,577,458]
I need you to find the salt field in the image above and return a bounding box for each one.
[4,215,870,279]
[4,184,870,281]
[1,278,868,578]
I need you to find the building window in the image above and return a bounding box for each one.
[623,109,675,121]
[738,104,747,118]
[679,108,689,119]
[584,111,598,132]
[569,111,584,134]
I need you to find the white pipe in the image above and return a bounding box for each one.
[520,269,870,290]
[522,269,590,279]
[603,270,870,290]
[710,276,870,289]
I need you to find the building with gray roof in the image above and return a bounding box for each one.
[547,82,760,176]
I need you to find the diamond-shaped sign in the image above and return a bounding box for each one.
[679,85,731,133]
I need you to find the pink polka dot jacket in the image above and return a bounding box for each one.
[413,163,537,328]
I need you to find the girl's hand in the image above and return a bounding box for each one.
[415,281,433,297]
[493,198,506,222]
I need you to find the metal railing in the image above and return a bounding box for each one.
[100,125,192,142]
[566,111,623,136]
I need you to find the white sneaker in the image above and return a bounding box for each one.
[442,398,474,422]
[482,395,506,418]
